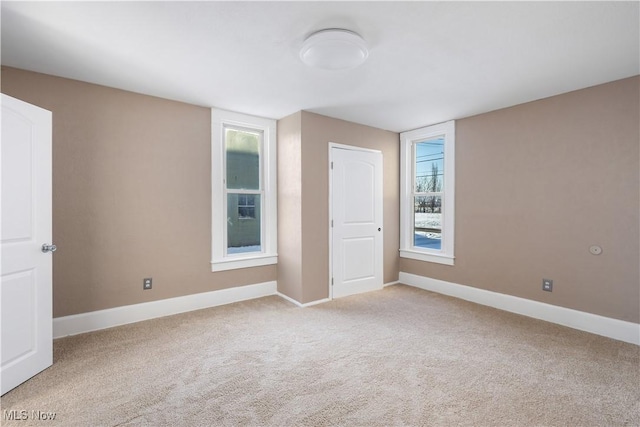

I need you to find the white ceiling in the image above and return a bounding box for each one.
[2,1,638,132]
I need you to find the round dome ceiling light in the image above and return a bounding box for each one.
[300,29,369,70]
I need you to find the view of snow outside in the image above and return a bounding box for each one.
[415,212,441,250]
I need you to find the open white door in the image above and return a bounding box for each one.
[1,94,53,395]
[330,146,383,299]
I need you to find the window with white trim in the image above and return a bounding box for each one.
[211,109,277,271]
[400,120,455,265]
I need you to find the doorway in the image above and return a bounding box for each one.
[329,144,383,299]
[1,94,53,395]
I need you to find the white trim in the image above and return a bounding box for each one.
[399,272,640,345]
[399,249,455,265]
[53,281,277,338]
[211,254,278,272]
[328,144,334,300]
[329,142,381,154]
[211,109,277,272]
[302,298,331,307]
[400,121,455,265]
[277,292,331,308]
[277,292,303,306]
[383,280,400,287]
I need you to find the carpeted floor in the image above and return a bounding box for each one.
[2,284,639,426]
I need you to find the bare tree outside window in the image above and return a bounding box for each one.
[413,138,444,250]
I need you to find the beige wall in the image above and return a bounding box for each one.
[299,111,400,303]
[4,66,635,323]
[1,67,277,317]
[401,76,640,323]
[276,112,303,302]
[277,111,400,304]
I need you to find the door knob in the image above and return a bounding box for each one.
[378,228,381,231]
[41,244,57,253]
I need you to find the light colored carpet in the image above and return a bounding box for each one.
[1,284,638,426]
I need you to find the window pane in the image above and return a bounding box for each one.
[238,195,256,219]
[415,137,444,193]
[414,195,442,250]
[226,127,261,190]
[227,193,261,254]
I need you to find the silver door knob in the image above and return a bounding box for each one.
[41,244,57,253]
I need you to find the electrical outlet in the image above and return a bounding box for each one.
[542,279,553,292]
[143,278,152,290]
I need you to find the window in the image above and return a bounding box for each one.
[400,120,455,265]
[212,109,277,271]
[237,194,256,219]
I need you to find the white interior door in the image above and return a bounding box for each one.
[1,94,53,395]
[331,146,383,299]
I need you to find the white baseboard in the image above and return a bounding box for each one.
[279,280,398,307]
[302,298,331,307]
[399,272,640,345]
[277,292,331,308]
[53,281,277,339]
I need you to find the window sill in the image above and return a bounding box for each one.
[211,254,277,272]
[400,249,454,266]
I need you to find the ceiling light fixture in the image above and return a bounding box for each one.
[300,29,369,70]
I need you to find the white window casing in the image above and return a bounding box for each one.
[211,109,277,271]
[400,120,455,265]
